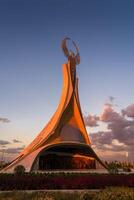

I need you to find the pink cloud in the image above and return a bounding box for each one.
[122,104,134,118]
[87,102,134,160]
[100,103,121,122]
[84,114,99,127]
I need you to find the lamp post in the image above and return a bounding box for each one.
[1,149,5,164]
[125,151,128,165]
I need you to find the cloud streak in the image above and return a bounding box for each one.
[0,140,10,145]
[4,147,24,154]
[13,139,22,143]
[0,117,10,123]
[0,146,25,154]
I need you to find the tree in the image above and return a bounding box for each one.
[14,165,25,175]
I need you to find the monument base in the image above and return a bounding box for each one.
[31,143,102,171]
[39,153,96,170]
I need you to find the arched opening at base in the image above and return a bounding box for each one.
[33,143,97,170]
[39,153,95,170]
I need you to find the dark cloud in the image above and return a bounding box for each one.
[13,139,22,143]
[0,117,10,123]
[108,96,114,103]
[0,140,10,145]
[84,115,99,127]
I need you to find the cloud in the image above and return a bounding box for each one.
[91,132,129,153]
[122,104,134,118]
[88,102,134,160]
[90,131,113,145]
[100,103,121,122]
[0,146,25,154]
[0,140,10,145]
[99,103,134,145]
[0,117,10,123]
[84,115,99,127]
[13,139,22,143]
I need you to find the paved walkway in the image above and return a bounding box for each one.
[0,189,100,193]
[35,169,108,173]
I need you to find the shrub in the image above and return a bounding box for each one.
[107,162,119,174]
[123,167,131,172]
[14,165,25,175]
[0,173,134,190]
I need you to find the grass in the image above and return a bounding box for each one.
[0,188,134,200]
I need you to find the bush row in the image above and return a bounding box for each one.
[0,173,134,190]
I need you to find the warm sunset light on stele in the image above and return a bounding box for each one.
[1,38,106,173]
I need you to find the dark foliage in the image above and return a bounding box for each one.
[0,173,134,190]
[14,165,26,175]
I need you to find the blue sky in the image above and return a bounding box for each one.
[0,0,134,161]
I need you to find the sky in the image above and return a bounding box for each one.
[0,0,134,162]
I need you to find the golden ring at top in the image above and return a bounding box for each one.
[61,37,80,65]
